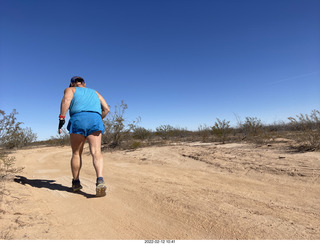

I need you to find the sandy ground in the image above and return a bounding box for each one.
[1,140,320,240]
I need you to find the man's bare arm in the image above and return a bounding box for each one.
[60,88,75,117]
[96,91,110,119]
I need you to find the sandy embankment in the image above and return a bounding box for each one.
[1,141,320,239]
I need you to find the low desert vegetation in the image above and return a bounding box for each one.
[211,118,232,144]
[37,128,70,147]
[0,109,37,149]
[34,105,319,152]
[155,125,190,140]
[0,110,26,202]
[288,109,320,151]
[102,100,140,149]
[0,109,35,178]
[1,107,319,152]
[0,150,23,182]
[100,106,320,152]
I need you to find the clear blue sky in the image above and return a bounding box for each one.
[1,0,319,141]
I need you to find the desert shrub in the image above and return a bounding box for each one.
[133,127,152,140]
[197,124,212,142]
[102,101,139,148]
[236,116,271,144]
[130,141,142,149]
[211,118,233,143]
[0,146,24,235]
[265,120,289,132]
[260,120,295,142]
[0,150,23,182]
[20,127,38,145]
[155,125,174,140]
[242,117,263,136]
[170,127,190,139]
[44,128,70,146]
[155,125,189,140]
[288,110,320,151]
[0,109,37,149]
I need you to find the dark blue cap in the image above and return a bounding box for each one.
[70,76,85,87]
[71,76,84,83]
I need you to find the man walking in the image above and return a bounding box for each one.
[58,76,110,197]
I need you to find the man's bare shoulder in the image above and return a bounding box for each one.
[64,87,76,93]
[63,87,76,98]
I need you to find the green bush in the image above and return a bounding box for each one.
[211,118,232,143]
[288,110,320,151]
[130,141,142,149]
[0,109,37,149]
[234,116,270,144]
[102,101,139,148]
[242,117,263,137]
[155,125,175,140]
[133,127,152,140]
[155,125,189,140]
[197,124,212,142]
[0,150,23,182]
[42,128,70,146]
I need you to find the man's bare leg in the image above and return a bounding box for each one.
[87,131,106,196]
[87,131,104,178]
[70,133,86,180]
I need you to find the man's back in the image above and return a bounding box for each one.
[69,87,101,116]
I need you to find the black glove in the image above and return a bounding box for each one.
[58,119,65,130]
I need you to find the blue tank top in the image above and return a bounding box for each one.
[69,87,101,116]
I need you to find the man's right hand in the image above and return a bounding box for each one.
[58,119,65,134]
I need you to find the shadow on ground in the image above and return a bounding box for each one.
[14,175,96,198]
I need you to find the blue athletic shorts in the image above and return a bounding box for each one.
[67,112,105,137]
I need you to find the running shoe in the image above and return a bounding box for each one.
[72,180,83,192]
[96,179,107,197]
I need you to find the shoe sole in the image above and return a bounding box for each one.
[73,185,83,192]
[96,184,107,197]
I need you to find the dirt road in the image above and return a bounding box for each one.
[1,141,320,239]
